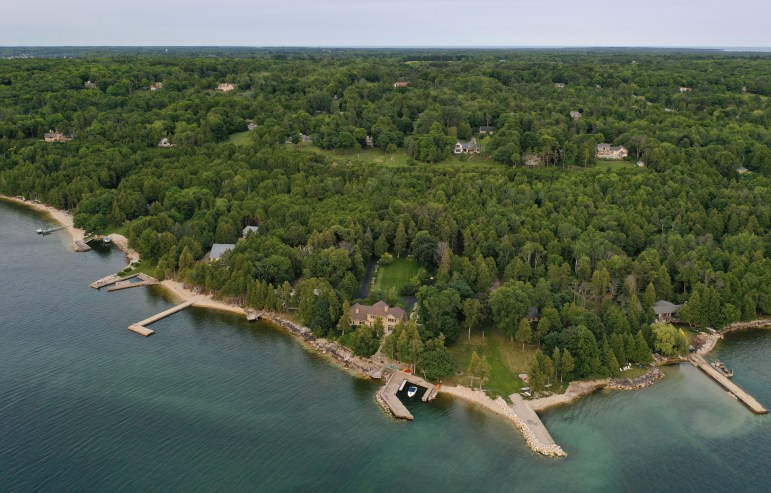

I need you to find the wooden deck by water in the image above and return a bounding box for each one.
[378,371,438,420]
[689,354,768,414]
[128,300,195,337]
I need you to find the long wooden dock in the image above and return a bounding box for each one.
[128,300,195,337]
[377,371,438,420]
[689,354,768,414]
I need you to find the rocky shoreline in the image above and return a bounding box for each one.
[607,368,665,391]
[258,312,382,379]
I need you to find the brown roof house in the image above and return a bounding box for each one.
[393,81,409,88]
[216,83,236,92]
[596,143,628,160]
[150,82,164,91]
[350,301,405,333]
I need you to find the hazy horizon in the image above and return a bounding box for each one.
[2,1,769,47]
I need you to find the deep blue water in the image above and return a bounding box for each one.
[1,201,769,492]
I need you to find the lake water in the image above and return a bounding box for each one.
[1,201,769,492]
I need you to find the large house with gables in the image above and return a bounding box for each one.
[350,301,405,332]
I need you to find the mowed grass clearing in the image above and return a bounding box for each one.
[227,131,253,145]
[372,257,421,293]
[445,330,539,398]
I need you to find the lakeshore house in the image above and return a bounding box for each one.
[570,110,582,119]
[365,135,374,147]
[454,138,481,154]
[84,80,97,89]
[554,82,566,89]
[479,126,496,135]
[350,301,405,332]
[149,82,164,91]
[216,82,236,92]
[679,86,692,93]
[158,138,173,148]
[653,300,683,323]
[44,130,72,143]
[209,243,235,262]
[242,225,259,238]
[596,143,628,160]
[393,81,409,88]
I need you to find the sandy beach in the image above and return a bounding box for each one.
[108,233,140,264]
[160,279,246,316]
[0,194,85,245]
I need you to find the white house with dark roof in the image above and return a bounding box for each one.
[350,301,405,332]
[454,138,481,154]
[596,143,628,160]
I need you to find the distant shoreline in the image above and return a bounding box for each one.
[0,194,85,246]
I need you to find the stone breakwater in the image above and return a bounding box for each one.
[440,386,566,457]
[259,313,381,378]
[491,397,566,457]
[607,368,665,391]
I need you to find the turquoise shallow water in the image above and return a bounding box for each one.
[1,201,769,492]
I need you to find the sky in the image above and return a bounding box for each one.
[2,0,769,47]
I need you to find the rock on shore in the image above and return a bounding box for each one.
[607,368,665,391]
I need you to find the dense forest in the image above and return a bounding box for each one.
[1,49,769,388]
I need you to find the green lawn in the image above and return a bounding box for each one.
[227,131,253,145]
[296,144,504,170]
[445,331,539,398]
[372,257,421,293]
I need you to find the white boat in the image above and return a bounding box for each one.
[103,236,112,244]
[407,385,418,398]
[36,227,44,234]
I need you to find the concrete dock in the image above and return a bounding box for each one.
[689,354,768,414]
[508,394,557,446]
[377,371,438,420]
[91,273,139,289]
[128,300,195,337]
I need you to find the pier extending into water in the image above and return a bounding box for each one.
[688,354,768,414]
[508,394,557,447]
[128,300,195,337]
[91,273,157,291]
[377,371,438,420]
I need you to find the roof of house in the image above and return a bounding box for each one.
[653,300,683,316]
[527,306,539,320]
[479,126,496,132]
[597,143,627,152]
[242,226,259,235]
[350,301,406,322]
[209,243,235,260]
